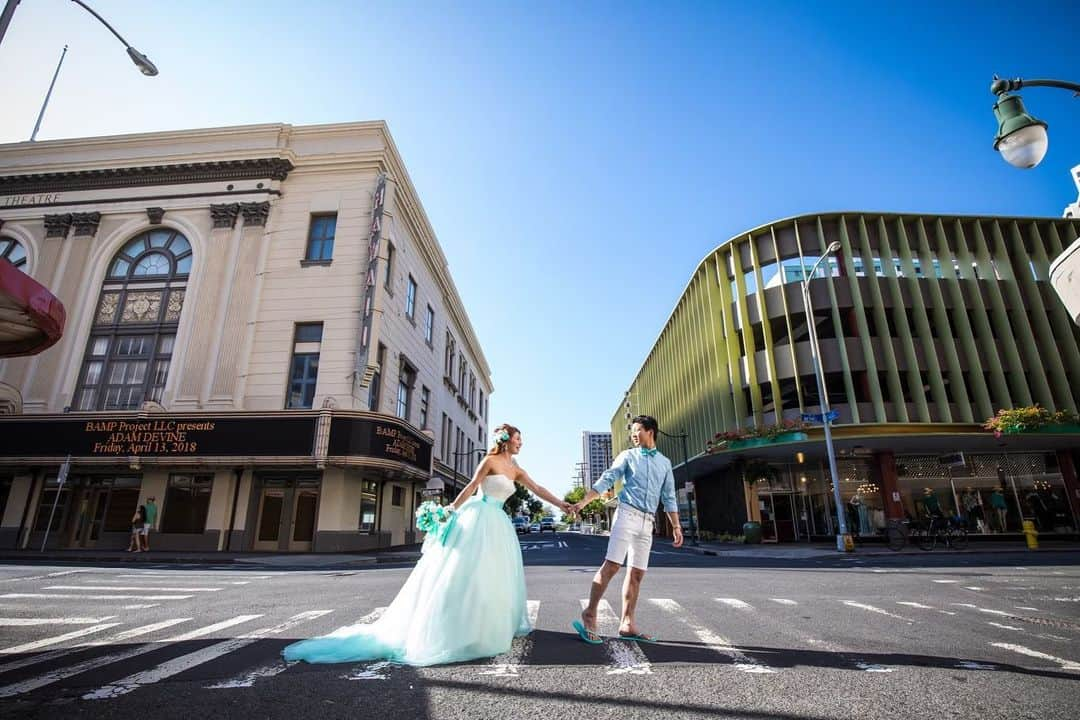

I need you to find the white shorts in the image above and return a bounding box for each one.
[139,524,150,536]
[605,505,655,570]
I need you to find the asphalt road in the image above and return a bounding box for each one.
[0,533,1078,719]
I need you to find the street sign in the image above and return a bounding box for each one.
[801,410,840,423]
[420,488,442,497]
[685,481,694,493]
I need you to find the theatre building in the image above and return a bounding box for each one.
[615,211,1080,544]
[0,121,492,552]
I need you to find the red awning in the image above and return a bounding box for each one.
[0,258,66,358]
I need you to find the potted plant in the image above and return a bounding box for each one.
[983,405,1080,438]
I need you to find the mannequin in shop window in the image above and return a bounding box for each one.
[918,488,943,530]
[849,494,872,536]
[990,487,1008,532]
[961,487,984,533]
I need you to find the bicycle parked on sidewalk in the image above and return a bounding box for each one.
[915,515,968,551]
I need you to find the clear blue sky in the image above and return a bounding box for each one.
[1,1,1078,504]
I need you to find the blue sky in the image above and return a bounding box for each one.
[1,1,1078,503]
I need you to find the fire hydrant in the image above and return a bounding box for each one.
[1022,520,1038,550]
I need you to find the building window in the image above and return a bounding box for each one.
[0,236,27,271]
[384,242,395,290]
[392,485,404,507]
[396,359,416,421]
[445,331,456,381]
[161,474,213,533]
[286,323,322,409]
[424,305,434,345]
[359,480,378,533]
[405,275,417,319]
[305,214,337,261]
[469,373,476,408]
[441,413,450,461]
[459,359,467,394]
[420,386,430,428]
[369,343,385,411]
[73,229,191,410]
[479,390,485,419]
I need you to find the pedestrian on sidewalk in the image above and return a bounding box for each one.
[570,414,682,645]
[140,497,158,551]
[128,504,147,553]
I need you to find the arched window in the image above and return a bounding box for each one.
[73,229,192,411]
[0,236,27,271]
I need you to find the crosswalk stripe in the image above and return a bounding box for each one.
[84,611,332,700]
[0,593,194,601]
[208,608,386,689]
[651,599,777,674]
[43,585,222,593]
[580,599,651,675]
[897,601,956,615]
[116,574,272,580]
[0,619,191,674]
[0,614,262,698]
[987,621,1023,631]
[0,623,121,655]
[481,600,541,677]
[716,598,754,611]
[0,617,114,626]
[769,599,797,606]
[990,642,1080,671]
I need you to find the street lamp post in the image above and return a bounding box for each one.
[800,242,851,552]
[989,76,1079,169]
[0,0,158,75]
[450,448,485,493]
[658,428,698,547]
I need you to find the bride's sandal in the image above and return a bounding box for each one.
[618,631,657,644]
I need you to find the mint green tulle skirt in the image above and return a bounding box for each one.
[282,494,531,666]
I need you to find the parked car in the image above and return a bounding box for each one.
[540,517,556,533]
[529,523,541,533]
[513,517,529,534]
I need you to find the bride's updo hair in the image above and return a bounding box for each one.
[488,423,520,455]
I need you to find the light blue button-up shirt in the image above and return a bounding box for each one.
[592,447,678,514]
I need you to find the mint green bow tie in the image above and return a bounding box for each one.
[641,448,658,457]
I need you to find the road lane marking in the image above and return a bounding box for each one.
[932,579,959,584]
[84,611,331,700]
[990,642,1080,671]
[715,598,754,611]
[44,585,222,592]
[0,614,262,698]
[0,569,91,583]
[842,601,914,623]
[769,599,797,606]
[0,622,121,655]
[0,618,191,674]
[0,593,194,601]
[650,599,776,674]
[0,617,114,626]
[987,622,1023,631]
[481,600,541,677]
[581,599,651,675]
[896,601,956,616]
[1015,606,1040,611]
[122,604,161,609]
[209,608,386,688]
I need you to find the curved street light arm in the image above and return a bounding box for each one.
[70,0,131,47]
[991,76,1080,97]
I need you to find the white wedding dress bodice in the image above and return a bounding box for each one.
[481,473,516,503]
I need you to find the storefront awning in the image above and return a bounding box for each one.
[0,258,65,358]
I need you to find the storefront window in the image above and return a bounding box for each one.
[359,480,378,533]
[161,474,212,533]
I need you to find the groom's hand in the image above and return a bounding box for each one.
[672,527,684,548]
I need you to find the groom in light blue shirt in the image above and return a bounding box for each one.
[570,415,682,644]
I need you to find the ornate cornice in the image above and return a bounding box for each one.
[146,207,165,224]
[240,201,270,227]
[71,211,102,237]
[210,203,240,229]
[0,158,294,195]
[44,213,72,238]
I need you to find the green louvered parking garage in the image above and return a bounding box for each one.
[613,212,1080,544]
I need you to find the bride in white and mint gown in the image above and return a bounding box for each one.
[282,423,570,667]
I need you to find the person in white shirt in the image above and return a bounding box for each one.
[570,415,682,644]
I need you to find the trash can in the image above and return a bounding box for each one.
[742,521,762,544]
[1022,520,1039,550]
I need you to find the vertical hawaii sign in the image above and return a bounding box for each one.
[353,173,388,402]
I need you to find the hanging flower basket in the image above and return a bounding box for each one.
[983,405,1080,438]
[706,419,810,452]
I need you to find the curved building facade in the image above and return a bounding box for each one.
[613,212,1080,543]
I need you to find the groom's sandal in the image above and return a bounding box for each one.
[618,631,658,644]
[572,620,603,645]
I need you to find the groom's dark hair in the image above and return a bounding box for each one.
[631,415,658,437]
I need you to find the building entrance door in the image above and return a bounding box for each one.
[252,475,321,551]
[760,492,799,542]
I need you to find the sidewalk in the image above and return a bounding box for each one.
[0,547,424,567]
[679,539,1080,559]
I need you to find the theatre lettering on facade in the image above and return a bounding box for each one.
[0,122,491,552]
[615,212,1080,544]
